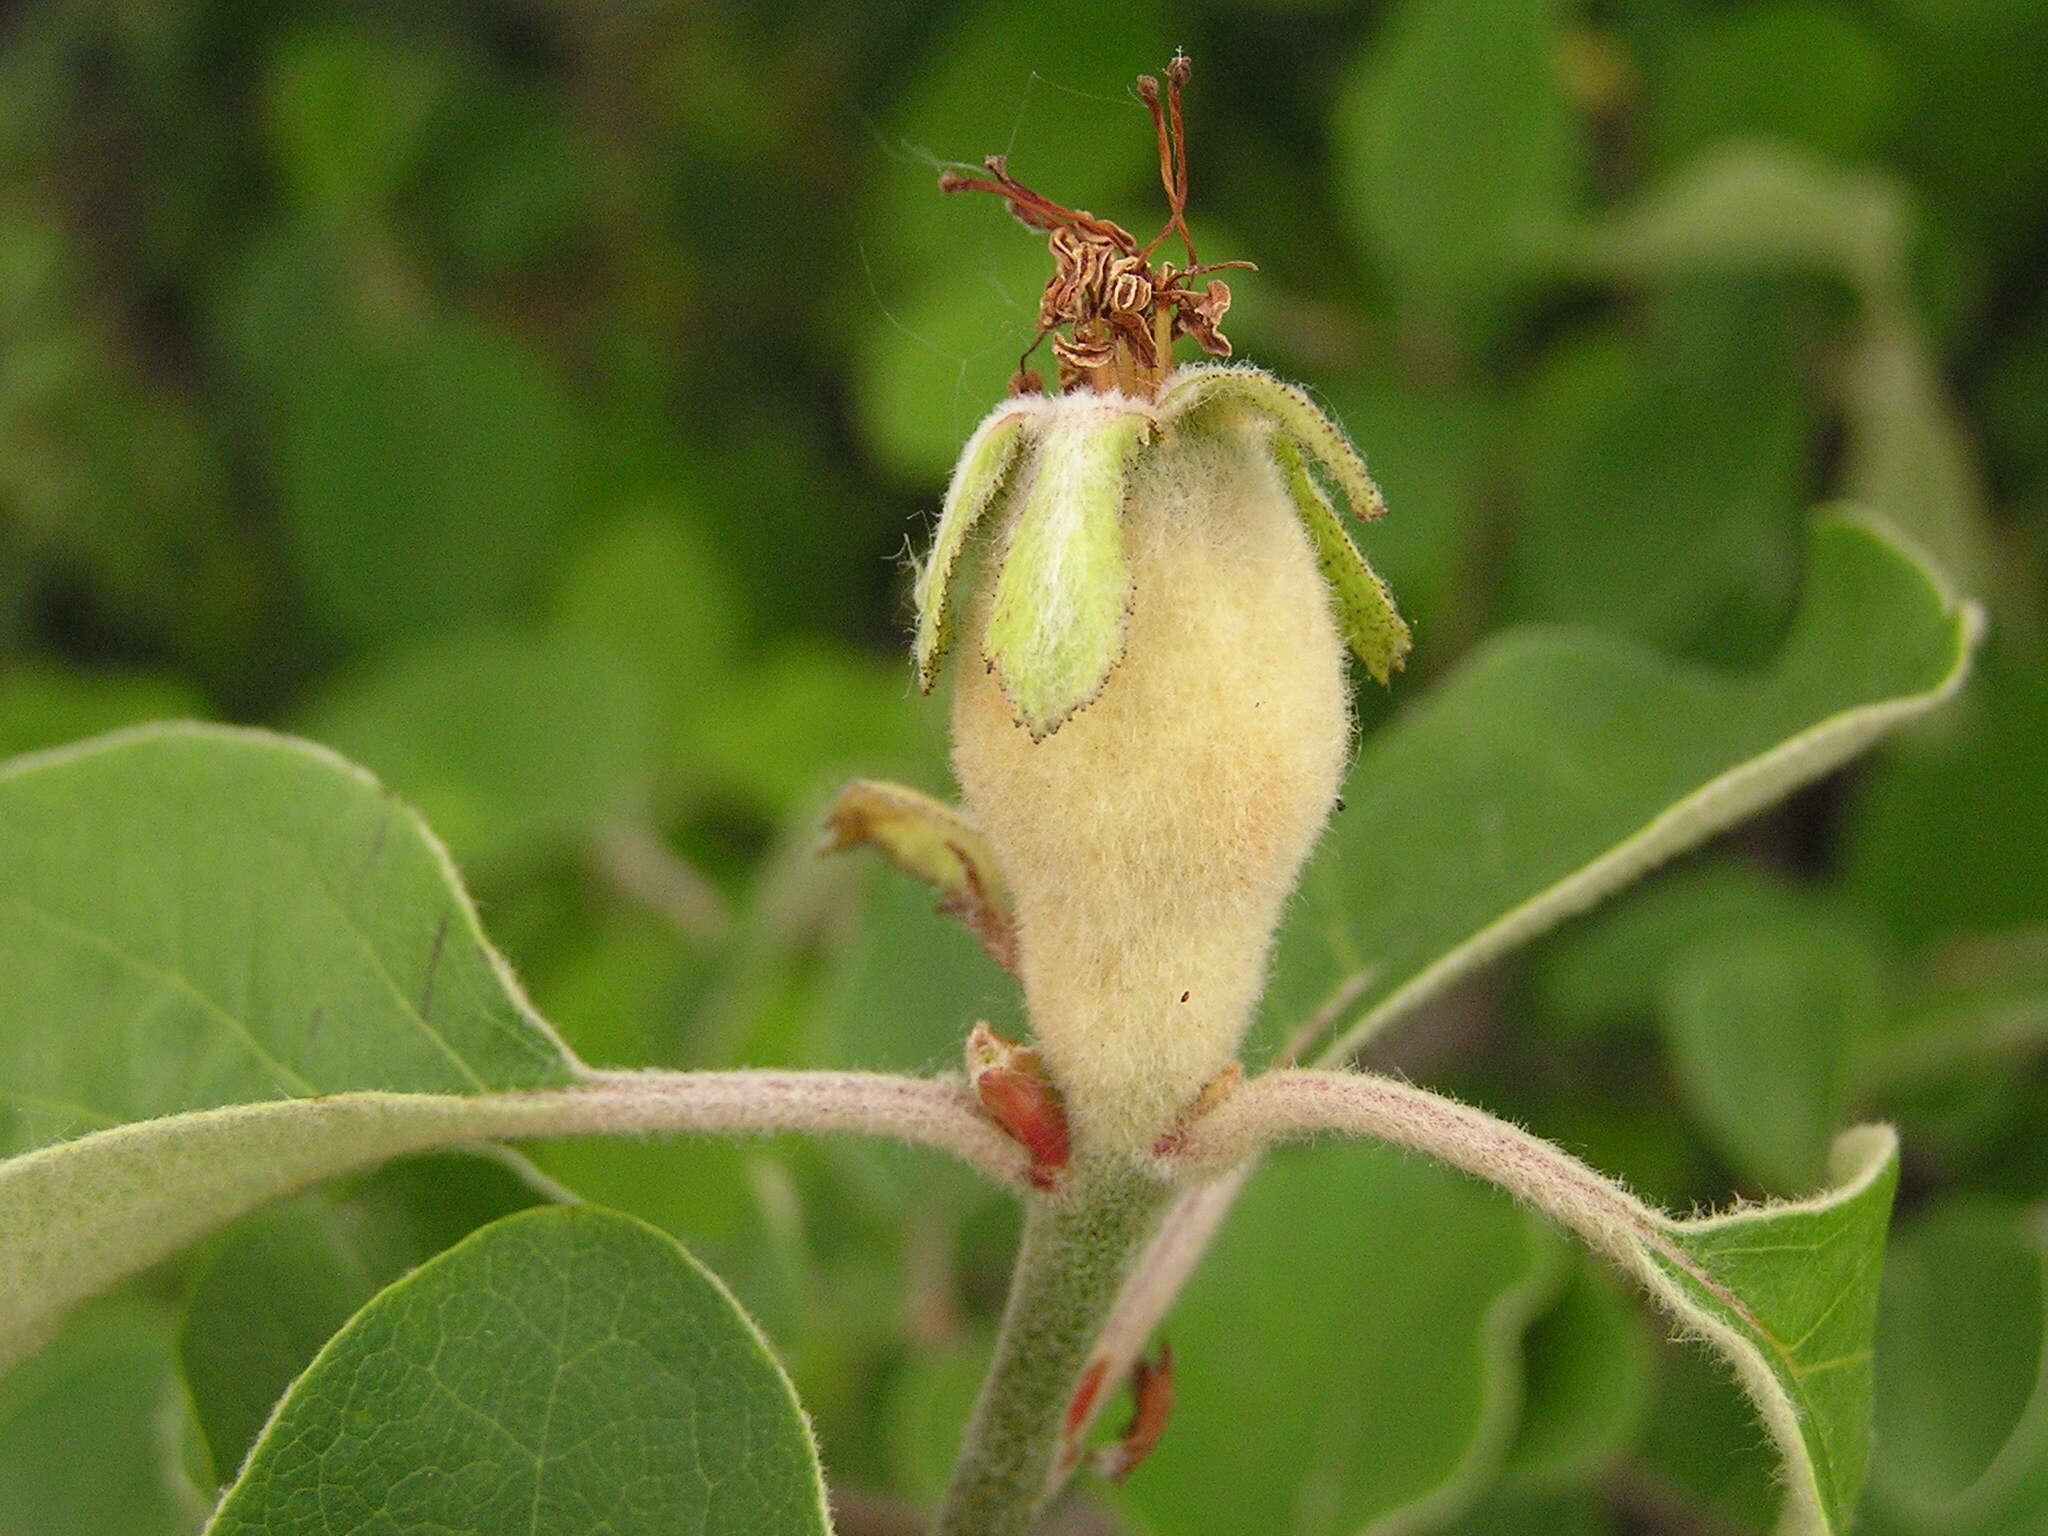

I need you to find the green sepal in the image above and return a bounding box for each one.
[913,402,1035,692]
[1272,433,1412,684]
[1161,364,1390,522]
[983,404,1151,739]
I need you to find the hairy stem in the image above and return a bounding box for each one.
[1064,968,1374,1441]
[1172,1068,1666,1259]
[1060,1163,1250,1452]
[933,1157,1173,1536]
[0,1072,1031,1374]
[547,1069,1029,1186]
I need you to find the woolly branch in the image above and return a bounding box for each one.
[530,1070,1033,1189]
[1168,1067,1665,1260]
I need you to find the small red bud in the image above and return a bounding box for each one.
[1092,1341,1175,1483]
[966,1022,1071,1186]
[1065,1358,1109,1441]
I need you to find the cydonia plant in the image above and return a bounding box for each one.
[0,56,1980,1536]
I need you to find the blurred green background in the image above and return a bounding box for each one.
[2,1,2045,1532]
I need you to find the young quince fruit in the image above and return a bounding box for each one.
[911,59,1410,1157]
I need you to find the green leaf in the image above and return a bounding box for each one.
[0,724,1012,1371]
[1272,514,1977,1063]
[203,1205,831,1536]
[816,841,1026,1077]
[1192,1074,1900,1534]
[1983,298,2048,488]
[684,640,948,813]
[1433,1489,1610,1536]
[914,405,1033,691]
[1632,1128,1901,1533]
[275,321,578,644]
[0,1088,596,1380]
[1574,141,1908,304]
[1661,930,1878,1193]
[550,504,742,729]
[1534,859,1825,1033]
[804,849,1026,1276]
[178,1151,555,1483]
[1532,861,1893,1189]
[1271,434,1410,683]
[1505,294,1811,667]
[1332,0,1581,318]
[1118,1142,1563,1536]
[264,25,445,222]
[1840,315,1999,608]
[852,235,1056,485]
[1300,378,1496,635]
[0,723,577,1369]
[295,632,656,873]
[0,663,203,760]
[0,1299,202,1536]
[1495,1255,1650,1493]
[1570,145,2000,601]
[1877,0,2048,253]
[424,80,584,275]
[1870,1200,2048,1535]
[0,723,575,1147]
[1637,1335,1780,1532]
[1842,645,2048,948]
[1640,4,1898,170]
[984,406,1148,738]
[1853,928,2048,1100]
[887,1333,996,1503]
[1,1075,1008,1390]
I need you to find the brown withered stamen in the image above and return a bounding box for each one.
[939,55,1255,398]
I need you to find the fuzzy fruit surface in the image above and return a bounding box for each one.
[953,400,1350,1157]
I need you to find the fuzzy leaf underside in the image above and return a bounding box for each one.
[0,723,1021,1376]
[1272,432,1413,683]
[914,404,1033,691]
[983,406,1149,738]
[204,1206,832,1536]
[1572,142,1997,611]
[1161,364,1390,522]
[0,1090,588,1375]
[1574,141,1906,300]
[0,1068,1025,1382]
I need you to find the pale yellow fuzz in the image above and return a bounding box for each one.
[952,403,1350,1157]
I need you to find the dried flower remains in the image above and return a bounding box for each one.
[939,54,1254,398]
